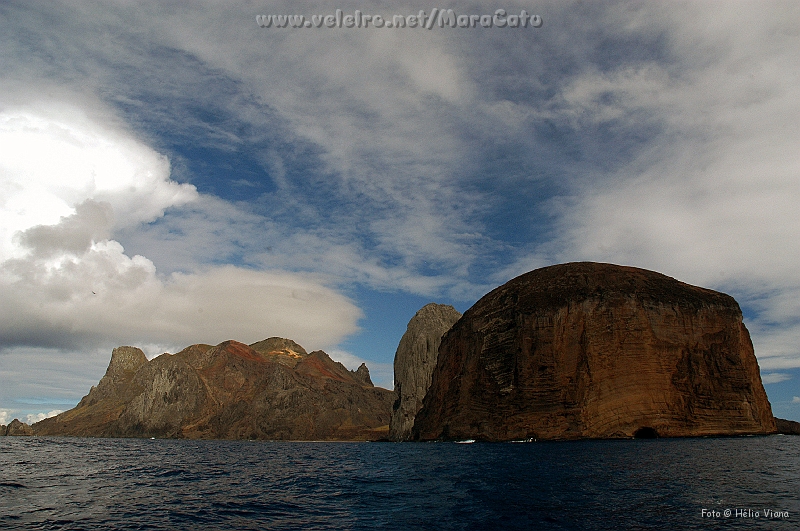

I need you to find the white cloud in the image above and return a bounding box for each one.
[26,410,62,425]
[0,409,10,425]
[761,373,792,385]
[508,2,800,368]
[0,102,198,253]
[793,397,800,404]
[0,101,362,355]
[106,2,492,297]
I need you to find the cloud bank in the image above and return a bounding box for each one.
[0,103,361,356]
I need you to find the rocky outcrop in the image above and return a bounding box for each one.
[776,418,800,435]
[412,262,776,441]
[34,338,393,441]
[105,346,148,380]
[390,303,462,441]
[249,337,308,367]
[5,419,34,436]
[353,363,373,386]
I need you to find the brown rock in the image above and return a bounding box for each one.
[106,346,148,378]
[390,303,462,441]
[6,419,34,436]
[249,337,308,367]
[352,363,373,386]
[34,339,393,440]
[775,418,800,435]
[413,262,776,441]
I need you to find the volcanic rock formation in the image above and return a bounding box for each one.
[412,262,776,441]
[390,303,462,441]
[34,338,393,440]
[4,419,34,436]
[776,418,800,435]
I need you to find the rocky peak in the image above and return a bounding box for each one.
[296,350,356,383]
[250,337,309,367]
[173,343,215,369]
[390,303,462,441]
[352,363,373,386]
[215,340,266,363]
[101,346,147,385]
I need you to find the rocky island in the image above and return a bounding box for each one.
[411,262,778,441]
[2,419,35,436]
[33,338,393,440]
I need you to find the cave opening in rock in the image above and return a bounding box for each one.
[633,427,658,439]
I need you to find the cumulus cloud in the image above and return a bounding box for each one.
[0,102,362,355]
[26,410,62,425]
[0,409,9,425]
[793,397,800,404]
[0,103,197,245]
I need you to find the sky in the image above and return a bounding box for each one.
[1,1,799,425]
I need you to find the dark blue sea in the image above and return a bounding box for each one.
[1,436,798,530]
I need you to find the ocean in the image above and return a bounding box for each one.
[1,436,798,530]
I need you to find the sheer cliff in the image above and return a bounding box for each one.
[412,262,776,441]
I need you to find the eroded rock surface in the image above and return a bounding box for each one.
[5,419,34,436]
[353,363,373,386]
[412,262,776,441]
[390,303,462,441]
[776,418,800,435]
[34,338,393,441]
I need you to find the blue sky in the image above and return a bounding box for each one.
[1,1,799,424]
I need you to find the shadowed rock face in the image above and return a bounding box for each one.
[776,418,800,435]
[34,338,393,441]
[390,303,462,441]
[412,262,776,441]
[4,419,34,436]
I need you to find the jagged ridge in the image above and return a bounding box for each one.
[34,338,392,441]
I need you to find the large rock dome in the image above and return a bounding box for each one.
[412,262,776,441]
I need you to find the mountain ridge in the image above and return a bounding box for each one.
[34,338,392,441]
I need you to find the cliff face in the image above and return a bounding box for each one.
[412,262,776,441]
[390,303,462,441]
[776,418,800,435]
[4,419,34,436]
[34,338,393,441]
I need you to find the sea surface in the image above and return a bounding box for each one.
[1,435,798,530]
